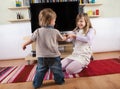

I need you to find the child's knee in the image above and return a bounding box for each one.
[66,66,83,74]
[66,67,74,74]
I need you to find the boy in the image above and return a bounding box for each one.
[22,8,67,89]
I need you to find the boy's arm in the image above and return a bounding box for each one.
[22,39,34,50]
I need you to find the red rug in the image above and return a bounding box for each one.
[0,58,120,84]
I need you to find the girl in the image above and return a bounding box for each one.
[61,13,96,74]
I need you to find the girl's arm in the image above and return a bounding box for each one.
[76,28,95,44]
[65,31,76,42]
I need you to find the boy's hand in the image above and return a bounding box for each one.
[22,44,26,50]
[22,39,33,50]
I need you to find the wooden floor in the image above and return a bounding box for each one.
[0,51,120,89]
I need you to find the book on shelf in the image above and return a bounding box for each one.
[30,0,79,3]
[23,0,31,6]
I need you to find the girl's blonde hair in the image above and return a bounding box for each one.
[73,13,93,35]
[39,8,57,27]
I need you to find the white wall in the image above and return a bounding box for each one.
[0,0,15,24]
[97,0,120,17]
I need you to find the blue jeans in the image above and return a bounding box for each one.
[33,56,65,88]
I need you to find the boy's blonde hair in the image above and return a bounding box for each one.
[74,13,93,35]
[39,8,57,27]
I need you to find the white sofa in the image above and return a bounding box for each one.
[0,18,120,60]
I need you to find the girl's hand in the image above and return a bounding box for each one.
[68,33,76,39]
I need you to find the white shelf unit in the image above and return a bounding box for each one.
[8,19,30,22]
[80,3,102,18]
[80,3,102,6]
[8,6,30,22]
[8,6,30,10]
[88,14,101,18]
